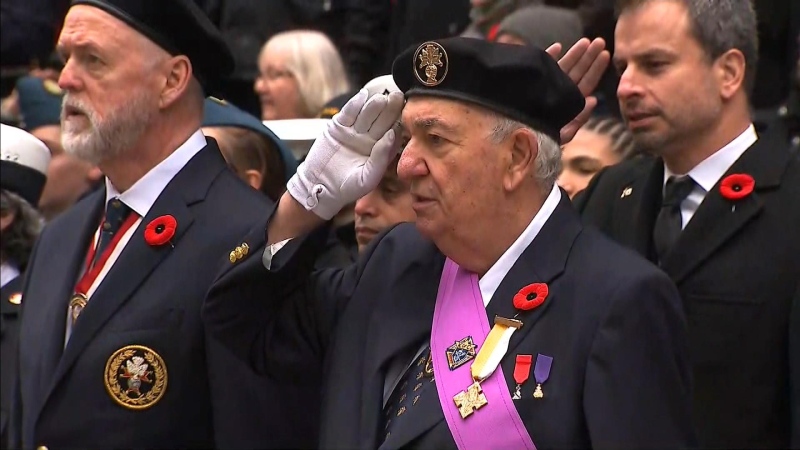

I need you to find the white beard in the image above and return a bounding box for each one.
[61,89,156,165]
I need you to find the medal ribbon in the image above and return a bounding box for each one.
[74,214,139,297]
[470,319,520,382]
[513,355,532,385]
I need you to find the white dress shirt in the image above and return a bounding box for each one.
[0,261,20,288]
[664,124,757,229]
[65,130,208,344]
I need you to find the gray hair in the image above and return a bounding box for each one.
[488,115,562,191]
[0,189,44,271]
[616,0,759,94]
[261,30,352,117]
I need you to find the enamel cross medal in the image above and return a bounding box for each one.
[452,316,522,418]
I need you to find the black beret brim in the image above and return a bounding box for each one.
[70,0,234,96]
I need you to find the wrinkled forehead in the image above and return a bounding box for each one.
[58,5,139,50]
[400,96,488,134]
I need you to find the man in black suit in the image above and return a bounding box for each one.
[204,37,697,449]
[573,0,800,448]
[9,1,319,449]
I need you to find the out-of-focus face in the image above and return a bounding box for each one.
[202,126,262,191]
[32,124,102,221]
[496,33,526,46]
[56,5,161,165]
[397,97,508,246]
[353,158,415,251]
[557,128,620,198]
[614,0,723,156]
[254,45,304,120]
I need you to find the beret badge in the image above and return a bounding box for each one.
[414,41,448,87]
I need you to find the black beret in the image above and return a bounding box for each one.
[392,37,584,143]
[70,0,234,96]
[16,76,63,131]
[202,98,298,181]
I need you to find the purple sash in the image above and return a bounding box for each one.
[430,258,536,450]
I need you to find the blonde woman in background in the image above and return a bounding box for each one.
[558,116,639,199]
[254,30,351,120]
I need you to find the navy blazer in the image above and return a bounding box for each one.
[204,192,698,449]
[11,141,321,449]
[1,275,23,448]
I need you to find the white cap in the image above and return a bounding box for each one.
[263,118,329,160]
[1,124,50,174]
[1,124,51,206]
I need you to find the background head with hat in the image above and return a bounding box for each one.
[1,124,50,278]
[15,75,103,221]
[202,96,297,202]
[352,74,417,253]
[57,0,234,186]
[391,37,587,258]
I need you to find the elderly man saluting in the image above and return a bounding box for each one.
[205,38,697,449]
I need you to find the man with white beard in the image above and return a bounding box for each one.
[8,1,321,449]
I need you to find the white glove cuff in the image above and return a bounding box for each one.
[286,170,339,221]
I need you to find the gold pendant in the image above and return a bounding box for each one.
[453,381,488,419]
[533,383,544,398]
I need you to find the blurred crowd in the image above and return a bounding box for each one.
[0,0,799,449]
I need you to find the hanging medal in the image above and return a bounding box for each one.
[512,355,532,400]
[452,282,549,418]
[532,353,553,398]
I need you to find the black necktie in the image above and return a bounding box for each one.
[91,197,132,268]
[653,176,695,262]
[381,346,435,443]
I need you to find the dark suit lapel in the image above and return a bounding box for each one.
[662,131,788,284]
[612,158,663,262]
[42,144,227,405]
[487,191,583,357]
[361,243,444,449]
[36,192,104,396]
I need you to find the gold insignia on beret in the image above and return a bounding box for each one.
[209,96,228,106]
[8,293,22,305]
[105,345,167,410]
[620,187,633,198]
[414,41,448,87]
[43,79,62,96]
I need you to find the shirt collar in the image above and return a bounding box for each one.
[479,183,562,306]
[105,130,207,217]
[664,124,758,192]
[0,261,20,288]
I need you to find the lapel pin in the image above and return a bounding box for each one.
[620,187,633,198]
[8,292,22,305]
[532,353,553,399]
[512,354,532,400]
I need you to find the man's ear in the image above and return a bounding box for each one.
[159,55,193,109]
[504,128,538,192]
[715,48,746,100]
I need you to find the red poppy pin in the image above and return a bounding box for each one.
[144,215,177,247]
[513,283,549,311]
[720,174,755,200]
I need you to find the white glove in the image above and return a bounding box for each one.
[287,89,405,220]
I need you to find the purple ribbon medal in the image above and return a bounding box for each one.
[532,354,553,399]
